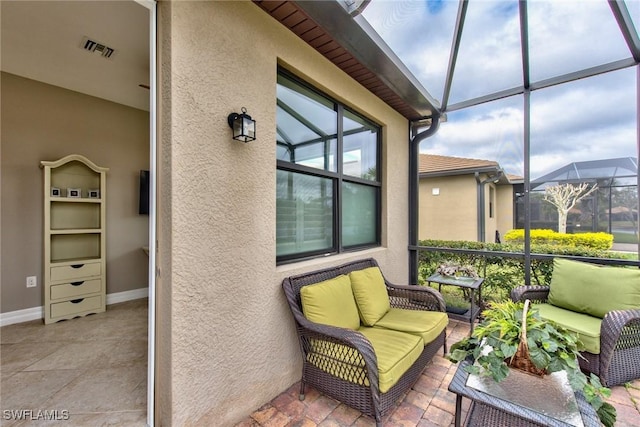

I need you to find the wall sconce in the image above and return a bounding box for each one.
[227,107,256,142]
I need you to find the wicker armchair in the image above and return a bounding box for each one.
[511,285,640,386]
[282,258,447,426]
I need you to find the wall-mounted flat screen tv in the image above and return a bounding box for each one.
[139,170,150,215]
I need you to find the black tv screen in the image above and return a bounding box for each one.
[139,170,150,215]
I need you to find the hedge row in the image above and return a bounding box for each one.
[417,239,621,303]
[503,229,614,250]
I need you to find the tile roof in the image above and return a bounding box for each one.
[419,154,499,175]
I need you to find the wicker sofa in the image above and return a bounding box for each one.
[282,258,448,426]
[511,258,640,386]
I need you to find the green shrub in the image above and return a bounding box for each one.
[503,229,613,250]
[418,239,622,304]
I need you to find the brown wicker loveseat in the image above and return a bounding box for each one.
[511,258,640,386]
[282,258,448,426]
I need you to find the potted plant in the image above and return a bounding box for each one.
[448,299,616,427]
[436,260,479,278]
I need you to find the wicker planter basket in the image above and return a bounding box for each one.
[507,299,546,377]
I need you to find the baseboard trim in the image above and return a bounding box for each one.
[106,287,149,305]
[0,287,149,327]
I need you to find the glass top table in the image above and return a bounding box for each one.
[426,273,483,333]
[448,360,600,427]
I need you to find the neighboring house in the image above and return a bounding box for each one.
[418,154,523,242]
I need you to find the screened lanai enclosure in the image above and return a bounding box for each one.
[518,157,639,243]
[268,0,640,278]
[352,0,640,270]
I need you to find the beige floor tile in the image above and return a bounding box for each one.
[42,367,147,413]
[93,339,148,369]
[22,340,115,371]
[1,342,65,374]
[10,410,147,427]
[1,369,83,411]
[0,299,149,426]
[0,320,45,344]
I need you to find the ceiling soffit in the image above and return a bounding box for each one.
[253,0,439,121]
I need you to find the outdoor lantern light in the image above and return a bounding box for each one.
[227,107,256,142]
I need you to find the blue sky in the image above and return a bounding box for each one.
[361,0,639,179]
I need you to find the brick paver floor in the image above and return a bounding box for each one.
[236,321,640,426]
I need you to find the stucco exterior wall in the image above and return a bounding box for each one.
[157,1,410,425]
[497,185,515,239]
[418,175,478,241]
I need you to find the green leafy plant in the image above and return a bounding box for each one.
[448,300,616,427]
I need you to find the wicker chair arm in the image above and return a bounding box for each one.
[599,308,640,361]
[295,316,380,390]
[385,282,446,312]
[510,285,550,303]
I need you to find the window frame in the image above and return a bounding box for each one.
[276,69,382,264]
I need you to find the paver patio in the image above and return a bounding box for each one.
[236,320,640,427]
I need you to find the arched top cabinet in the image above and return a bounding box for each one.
[41,155,108,324]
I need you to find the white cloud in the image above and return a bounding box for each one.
[362,0,638,179]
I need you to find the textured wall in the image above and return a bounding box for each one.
[497,185,516,239]
[419,175,478,241]
[157,1,410,425]
[0,72,149,313]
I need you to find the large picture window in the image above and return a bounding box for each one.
[276,70,381,263]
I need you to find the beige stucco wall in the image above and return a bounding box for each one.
[419,175,515,243]
[496,184,515,239]
[156,1,411,425]
[0,72,149,314]
[418,175,478,241]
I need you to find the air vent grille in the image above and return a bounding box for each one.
[81,37,114,58]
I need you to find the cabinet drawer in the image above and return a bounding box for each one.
[51,262,101,282]
[51,295,102,318]
[50,279,102,300]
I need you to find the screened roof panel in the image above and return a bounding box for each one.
[528,1,632,83]
[531,157,638,186]
[360,0,457,107]
[448,1,523,105]
[623,0,640,41]
[359,0,639,112]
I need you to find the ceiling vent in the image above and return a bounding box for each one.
[81,36,114,58]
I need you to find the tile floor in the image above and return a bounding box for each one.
[236,320,640,427]
[1,298,148,426]
[3,303,639,426]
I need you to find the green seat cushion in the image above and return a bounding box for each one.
[306,327,422,394]
[374,308,448,346]
[533,303,602,354]
[350,267,391,326]
[300,275,360,330]
[359,327,423,393]
[548,258,640,318]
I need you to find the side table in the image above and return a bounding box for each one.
[448,360,600,427]
[426,273,483,333]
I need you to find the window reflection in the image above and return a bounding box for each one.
[276,74,337,172]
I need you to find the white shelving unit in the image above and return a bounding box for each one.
[41,154,108,324]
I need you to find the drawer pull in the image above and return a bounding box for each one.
[70,281,85,286]
[70,298,85,304]
[70,264,85,269]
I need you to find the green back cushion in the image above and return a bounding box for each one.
[300,275,360,330]
[548,258,640,318]
[350,267,391,326]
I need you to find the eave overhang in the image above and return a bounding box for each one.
[253,0,440,121]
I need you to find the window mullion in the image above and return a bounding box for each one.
[336,104,343,253]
